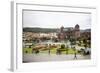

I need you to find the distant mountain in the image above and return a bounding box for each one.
[23,27,91,33]
[80,29,91,33]
[23,27,58,33]
[84,29,91,32]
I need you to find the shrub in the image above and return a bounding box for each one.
[61,44,65,49]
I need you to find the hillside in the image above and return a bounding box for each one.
[23,27,58,33]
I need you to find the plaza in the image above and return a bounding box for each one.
[23,25,91,62]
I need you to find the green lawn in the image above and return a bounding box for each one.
[23,47,78,54]
[23,48,32,54]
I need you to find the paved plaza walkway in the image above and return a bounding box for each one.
[23,54,90,63]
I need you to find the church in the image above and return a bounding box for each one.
[58,24,80,40]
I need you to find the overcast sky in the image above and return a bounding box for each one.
[23,10,91,30]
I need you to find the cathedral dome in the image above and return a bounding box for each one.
[75,24,79,29]
[61,26,64,29]
[60,26,64,32]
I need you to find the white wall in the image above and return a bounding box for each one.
[0,0,100,73]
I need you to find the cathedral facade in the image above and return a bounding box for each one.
[58,24,80,40]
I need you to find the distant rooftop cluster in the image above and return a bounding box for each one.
[23,24,91,43]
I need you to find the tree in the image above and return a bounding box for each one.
[83,39,87,48]
[61,44,65,49]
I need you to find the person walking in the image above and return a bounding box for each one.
[73,47,77,59]
[48,48,51,55]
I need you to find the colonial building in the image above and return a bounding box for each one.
[80,29,91,39]
[58,24,80,40]
[23,32,58,43]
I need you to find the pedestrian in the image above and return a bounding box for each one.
[73,47,77,59]
[74,52,77,59]
[48,48,51,55]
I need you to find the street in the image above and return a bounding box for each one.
[23,54,90,63]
